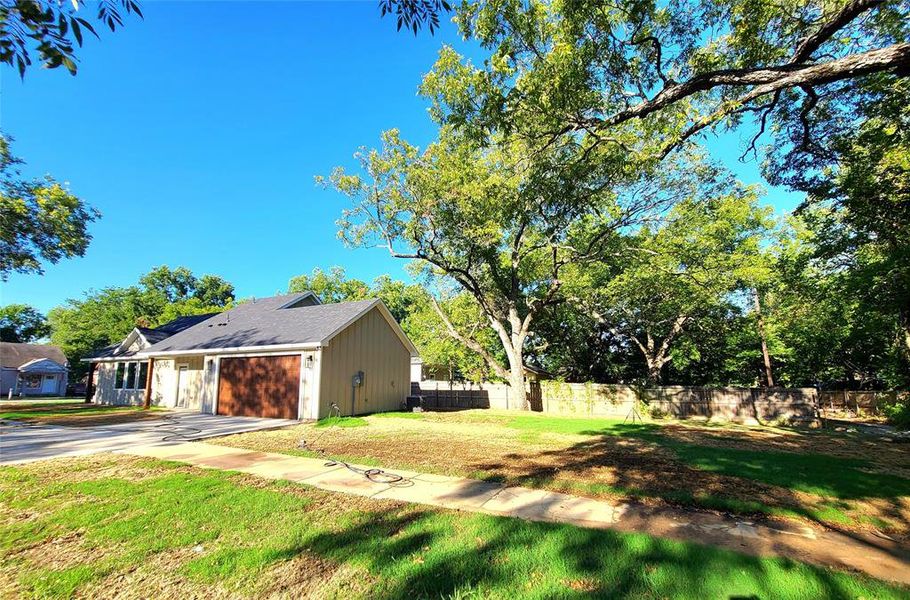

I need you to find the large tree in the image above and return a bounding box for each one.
[0,134,98,279]
[570,185,773,383]
[48,265,234,375]
[0,303,50,342]
[324,126,704,406]
[431,0,908,166]
[766,76,910,384]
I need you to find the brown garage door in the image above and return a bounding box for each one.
[217,355,300,419]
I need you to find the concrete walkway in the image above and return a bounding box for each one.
[119,441,910,585]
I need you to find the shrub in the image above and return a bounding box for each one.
[649,406,668,420]
[882,395,910,430]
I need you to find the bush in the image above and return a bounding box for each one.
[882,395,910,430]
[649,406,668,420]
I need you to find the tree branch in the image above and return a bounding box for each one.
[429,294,509,379]
[587,43,910,132]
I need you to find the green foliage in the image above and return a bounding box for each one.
[565,181,774,383]
[0,0,141,77]
[378,0,451,35]
[288,266,370,304]
[0,303,50,342]
[387,0,909,390]
[48,265,234,376]
[765,78,910,388]
[881,396,910,430]
[0,133,99,278]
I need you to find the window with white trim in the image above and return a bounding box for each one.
[114,361,148,390]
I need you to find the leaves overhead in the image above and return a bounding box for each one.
[0,0,141,77]
[378,0,452,35]
[0,133,99,279]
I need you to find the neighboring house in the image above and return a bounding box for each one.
[86,292,418,419]
[1,343,69,397]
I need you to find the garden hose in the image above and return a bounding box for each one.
[299,403,412,486]
[155,413,203,442]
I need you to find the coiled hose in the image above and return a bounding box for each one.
[299,403,412,486]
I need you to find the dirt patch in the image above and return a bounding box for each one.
[252,552,376,599]
[76,547,234,600]
[1,402,168,427]
[28,411,167,427]
[12,453,199,484]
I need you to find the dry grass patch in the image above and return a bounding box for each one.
[0,402,166,427]
[212,410,910,538]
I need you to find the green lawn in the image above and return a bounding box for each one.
[503,415,910,501]
[314,415,369,428]
[1,455,905,599]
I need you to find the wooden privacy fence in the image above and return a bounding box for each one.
[409,380,892,423]
[817,390,906,412]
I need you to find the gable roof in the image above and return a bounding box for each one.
[88,313,219,361]
[136,314,220,345]
[139,292,417,356]
[1,343,68,370]
[19,358,69,373]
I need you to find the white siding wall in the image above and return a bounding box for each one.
[93,362,146,405]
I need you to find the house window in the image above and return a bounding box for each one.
[126,363,137,389]
[115,363,125,389]
[114,361,149,390]
[137,362,148,390]
[23,374,41,388]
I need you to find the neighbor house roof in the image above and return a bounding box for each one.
[88,313,219,360]
[138,292,418,356]
[0,342,68,370]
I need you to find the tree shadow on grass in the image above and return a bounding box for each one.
[277,503,904,599]
[466,427,910,554]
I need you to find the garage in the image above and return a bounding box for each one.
[217,355,300,419]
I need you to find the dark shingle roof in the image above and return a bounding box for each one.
[89,313,219,359]
[142,293,379,354]
[1,343,68,369]
[137,314,219,344]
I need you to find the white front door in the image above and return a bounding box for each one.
[40,374,57,394]
[175,366,190,408]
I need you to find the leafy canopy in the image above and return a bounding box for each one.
[0,303,50,343]
[0,134,99,279]
[0,0,141,76]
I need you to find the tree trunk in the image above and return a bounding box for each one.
[508,359,527,410]
[646,360,663,385]
[753,289,775,387]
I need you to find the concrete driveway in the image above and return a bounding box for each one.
[0,412,297,465]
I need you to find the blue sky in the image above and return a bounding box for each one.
[2,1,803,315]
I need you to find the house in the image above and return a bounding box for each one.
[1,343,69,397]
[86,292,418,419]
